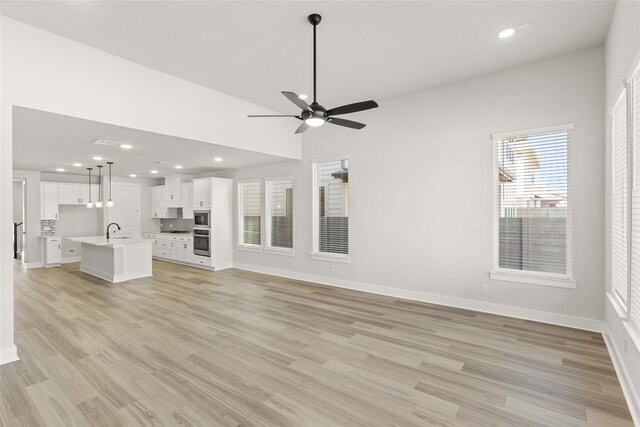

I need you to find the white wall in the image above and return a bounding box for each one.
[12,181,22,223]
[232,47,605,330]
[603,1,640,423]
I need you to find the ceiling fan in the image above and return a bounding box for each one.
[248,13,378,134]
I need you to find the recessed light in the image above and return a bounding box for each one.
[56,168,65,172]
[130,174,137,178]
[498,28,516,39]
[174,165,183,169]
[92,156,103,161]
[120,144,133,149]
[298,94,308,100]
[214,157,223,162]
[73,163,82,167]
[150,170,158,174]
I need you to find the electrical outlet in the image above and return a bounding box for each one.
[330,265,335,273]
[480,283,488,293]
[67,248,77,255]
[624,338,629,353]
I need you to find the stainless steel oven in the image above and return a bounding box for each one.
[193,228,211,257]
[194,210,211,228]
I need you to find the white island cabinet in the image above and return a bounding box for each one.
[68,236,153,283]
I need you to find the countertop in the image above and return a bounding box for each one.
[68,236,154,247]
[142,231,193,236]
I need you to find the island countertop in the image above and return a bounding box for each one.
[68,236,153,247]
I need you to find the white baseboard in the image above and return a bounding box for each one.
[62,256,81,264]
[25,261,43,269]
[233,262,603,333]
[603,324,640,426]
[0,344,19,365]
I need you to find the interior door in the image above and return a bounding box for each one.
[106,183,140,236]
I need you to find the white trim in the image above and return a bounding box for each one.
[609,292,630,320]
[236,244,262,253]
[491,122,574,140]
[237,179,262,247]
[233,262,602,332]
[310,154,350,164]
[263,247,295,257]
[0,345,19,365]
[603,324,640,427]
[26,261,44,269]
[61,256,81,264]
[490,270,576,289]
[310,252,351,264]
[492,124,574,283]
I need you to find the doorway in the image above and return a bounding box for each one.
[12,179,26,267]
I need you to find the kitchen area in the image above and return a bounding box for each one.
[33,169,233,282]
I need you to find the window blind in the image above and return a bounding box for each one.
[239,180,261,246]
[313,159,349,255]
[632,74,640,330]
[267,178,293,249]
[613,91,629,305]
[494,127,571,275]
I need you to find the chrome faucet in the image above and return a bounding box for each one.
[106,223,121,239]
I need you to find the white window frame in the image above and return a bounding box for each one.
[237,179,262,252]
[264,176,295,257]
[489,123,576,289]
[311,155,351,263]
[611,87,631,315]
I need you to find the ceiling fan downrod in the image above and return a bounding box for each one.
[308,13,322,104]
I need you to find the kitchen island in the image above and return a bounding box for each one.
[68,236,153,283]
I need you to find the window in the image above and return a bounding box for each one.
[238,180,261,247]
[631,71,640,330]
[312,158,349,261]
[612,90,629,308]
[491,125,574,287]
[265,177,293,253]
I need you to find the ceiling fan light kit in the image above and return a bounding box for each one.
[248,13,378,134]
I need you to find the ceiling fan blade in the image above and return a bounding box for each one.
[327,117,366,130]
[282,91,313,112]
[295,122,310,134]
[247,115,301,118]
[327,100,378,116]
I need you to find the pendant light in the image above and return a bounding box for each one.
[106,162,114,207]
[95,165,103,208]
[86,168,93,208]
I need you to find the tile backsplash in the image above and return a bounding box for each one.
[41,220,56,236]
[160,218,194,232]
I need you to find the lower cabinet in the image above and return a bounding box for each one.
[143,233,213,268]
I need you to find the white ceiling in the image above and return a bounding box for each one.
[1,1,615,113]
[12,107,290,178]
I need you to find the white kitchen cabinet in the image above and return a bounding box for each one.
[80,184,99,205]
[58,183,98,205]
[44,236,61,267]
[58,183,81,205]
[151,185,179,218]
[181,182,194,219]
[164,175,182,203]
[41,182,59,220]
[193,178,211,208]
[178,240,193,262]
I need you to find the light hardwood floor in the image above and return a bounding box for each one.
[0,261,633,426]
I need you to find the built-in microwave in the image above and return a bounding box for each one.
[194,210,210,228]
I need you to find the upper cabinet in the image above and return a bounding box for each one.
[151,185,168,218]
[193,178,212,209]
[164,175,182,203]
[181,182,194,219]
[41,182,59,220]
[58,183,98,205]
